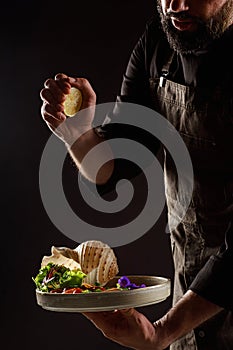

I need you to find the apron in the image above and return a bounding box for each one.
[149,46,233,349]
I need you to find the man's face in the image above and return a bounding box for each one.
[157,0,233,53]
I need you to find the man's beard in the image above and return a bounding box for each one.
[157,1,233,54]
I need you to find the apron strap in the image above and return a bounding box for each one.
[160,49,176,87]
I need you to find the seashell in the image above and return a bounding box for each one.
[52,246,80,263]
[41,246,81,270]
[75,240,119,286]
[49,241,119,286]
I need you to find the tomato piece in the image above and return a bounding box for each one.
[73,288,83,293]
[63,288,83,294]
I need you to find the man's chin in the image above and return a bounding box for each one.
[165,33,203,54]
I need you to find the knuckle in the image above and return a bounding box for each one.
[44,78,53,87]
[40,88,47,100]
[79,77,88,85]
[55,73,68,80]
[42,103,51,116]
[41,110,49,121]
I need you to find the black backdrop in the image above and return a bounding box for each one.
[1,1,174,349]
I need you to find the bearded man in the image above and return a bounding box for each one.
[40,1,233,349]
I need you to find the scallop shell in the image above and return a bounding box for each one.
[76,240,119,286]
[52,240,119,286]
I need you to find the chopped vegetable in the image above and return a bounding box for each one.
[33,264,147,293]
[32,262,86,292]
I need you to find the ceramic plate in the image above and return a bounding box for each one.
[35,275,171,312]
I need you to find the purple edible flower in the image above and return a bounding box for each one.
[118,276,131,288]
[128,283,146,290]
[118,276,147,289]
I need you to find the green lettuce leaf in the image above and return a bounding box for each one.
[32,262,86,292]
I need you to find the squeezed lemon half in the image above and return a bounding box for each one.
[63,87,82,117]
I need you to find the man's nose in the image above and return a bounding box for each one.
[167,0,189,13]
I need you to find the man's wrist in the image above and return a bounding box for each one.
[153,318,171,350]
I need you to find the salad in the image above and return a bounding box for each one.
[33,263,146,294]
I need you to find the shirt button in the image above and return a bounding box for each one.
[198,330,205,338]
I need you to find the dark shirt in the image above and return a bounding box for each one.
[85,15,233,310]
[190,221,233,310]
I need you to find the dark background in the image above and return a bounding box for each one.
[1,1,174,349]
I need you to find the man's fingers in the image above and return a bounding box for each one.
[83,310,120,323]
[83,311,113,319]
[55,73,69,81]
[41,103,66,122]
[54,73,71,93]
[40,88,64,108]
[44,79,68,101]
[67,77,96,105]
[118,308,135,316]
[83,308,134,319]
[83,308,134,324]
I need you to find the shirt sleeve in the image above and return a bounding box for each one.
[189,221,233,311]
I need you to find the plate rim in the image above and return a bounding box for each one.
[35,275,171,312]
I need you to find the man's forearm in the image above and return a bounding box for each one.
[154,290,223,349]
[67,128,114,185]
